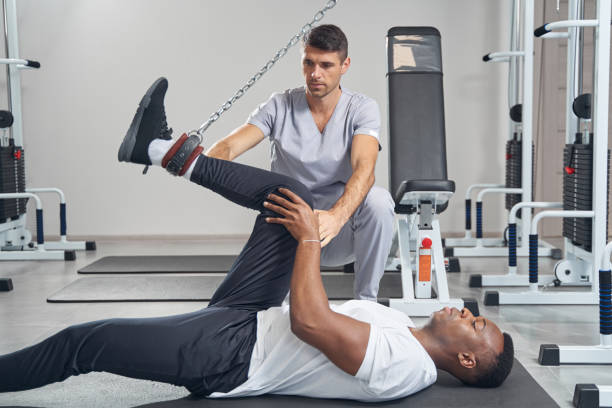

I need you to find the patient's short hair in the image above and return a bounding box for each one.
[471,332,514,388]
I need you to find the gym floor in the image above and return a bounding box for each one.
[0,237,611,408]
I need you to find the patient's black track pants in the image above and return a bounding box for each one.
[0,154,314,396]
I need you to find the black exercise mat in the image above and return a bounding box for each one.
[132,359,556,408]
[47,273,402,302]
[79,256,343,274]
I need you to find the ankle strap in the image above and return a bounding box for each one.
[165,133,202,176]
[162,133,188,168]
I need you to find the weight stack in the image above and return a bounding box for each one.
[0,142,27,221]
[505,138,534,218]
[562,143,610,252]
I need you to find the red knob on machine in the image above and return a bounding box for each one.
[13,149,22,160]
[421,237,432,249]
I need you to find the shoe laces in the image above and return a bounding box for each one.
[160,108,173,140]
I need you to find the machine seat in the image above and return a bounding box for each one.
[401,179,455,193]
[394,179,455,215]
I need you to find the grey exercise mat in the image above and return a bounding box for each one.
[47,274,402,302]
[79,255,344,274]
[131,359,556,408]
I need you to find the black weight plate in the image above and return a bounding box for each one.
[562,193,593,201]
[563,176,596,183]
[562,191,593,198]
[564,144,593,149]
[563,152,593,158]
[562,222,595,232]
[562,204,593,211]
[562,229,593,240]
[562,187,594,194]
[562,218,594,227]
[562,228,595,238]
[562,205,593,212]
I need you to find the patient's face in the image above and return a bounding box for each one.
[428,307,504,361]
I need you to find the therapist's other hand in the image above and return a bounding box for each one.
[314,209,345,248]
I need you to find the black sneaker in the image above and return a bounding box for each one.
[118,77,173,166]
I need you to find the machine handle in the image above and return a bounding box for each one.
[476,202,483,239]
[36,208,44,244]
[465,199,472,230]
[508,223,518,267]
[60,203,67,236]
[25,59,40,68]
[529,234,539,283]
[534,24,550,37]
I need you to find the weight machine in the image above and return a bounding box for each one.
[0,0,95,290]
[445,0,559,260]
[470,0,590,289]
[484,0,609,306]
[381,26,478,317]
[539,240,612,408]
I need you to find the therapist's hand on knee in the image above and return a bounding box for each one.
[264,188,320,243]
[314,210,344,248]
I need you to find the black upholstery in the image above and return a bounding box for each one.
[387,26,452,214]
[394,180,455,215]
[400,180,455,194]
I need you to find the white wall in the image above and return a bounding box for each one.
[7,0,511,237]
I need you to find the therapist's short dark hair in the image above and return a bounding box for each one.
[302,24,348,61]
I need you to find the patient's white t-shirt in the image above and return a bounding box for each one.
[210,300,437,402]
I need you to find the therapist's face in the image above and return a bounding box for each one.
[301,46,350,98]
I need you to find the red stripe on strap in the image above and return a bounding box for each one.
[161,133,188,168]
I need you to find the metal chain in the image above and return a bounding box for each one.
[190,0,338,139]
